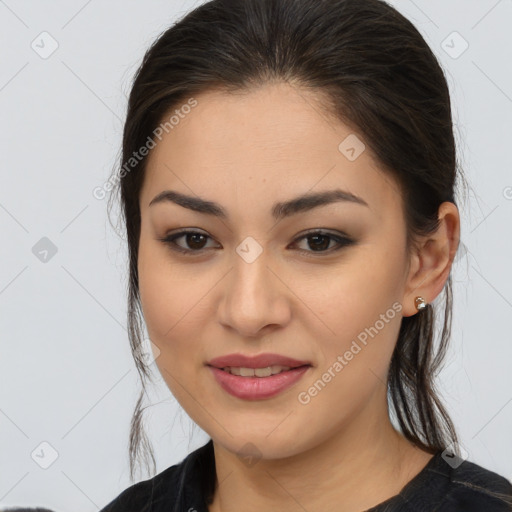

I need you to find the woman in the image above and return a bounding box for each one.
[99,0,512,510]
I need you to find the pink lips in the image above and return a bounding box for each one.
[207,352,311,369]
[206,352,312,400]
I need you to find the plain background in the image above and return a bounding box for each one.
[0,0,511,510]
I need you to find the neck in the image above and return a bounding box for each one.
[208,390,433,512]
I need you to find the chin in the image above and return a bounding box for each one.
[212,430,309,462]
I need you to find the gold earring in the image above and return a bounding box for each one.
[415,296,427,311]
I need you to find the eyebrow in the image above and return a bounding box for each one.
[148,188,369,220]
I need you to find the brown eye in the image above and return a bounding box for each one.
[157,229,354,257]
[181,232,208,250]
[158,230,219,255]
[305,234,331,251]
[292,230,354,255]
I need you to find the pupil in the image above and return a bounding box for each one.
[188,233,206,249]
[309,235,329,251]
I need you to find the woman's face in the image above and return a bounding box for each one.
[137,82,417,459]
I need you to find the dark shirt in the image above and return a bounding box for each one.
[99,440,512,511]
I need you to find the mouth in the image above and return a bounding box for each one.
[207,364,312,400]
[206,352,312,372]
[205,353,313,399]
[214,364,310,377]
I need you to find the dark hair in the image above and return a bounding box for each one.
[108,0,467,484]
[4,509,57,512]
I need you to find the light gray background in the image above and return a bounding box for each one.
[0,0,511,510]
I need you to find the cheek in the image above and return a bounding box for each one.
[311,247,406,375]
[295,277,403,432]
[137,236,216,389]
[138,254,201,400]
[138,235,198,339]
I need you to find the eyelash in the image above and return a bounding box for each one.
[157,229,355,257]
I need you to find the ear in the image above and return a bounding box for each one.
[402,201,460,317]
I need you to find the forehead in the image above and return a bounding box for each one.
[140,82,402,218]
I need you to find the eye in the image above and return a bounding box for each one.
[157,229,354,256]
[158,230,219,255]
[290,230,354,255]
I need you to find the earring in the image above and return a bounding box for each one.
[415,296,427,311]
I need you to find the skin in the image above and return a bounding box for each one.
[137,81,460,512]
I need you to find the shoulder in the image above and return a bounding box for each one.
[438,458,512,511]
[98,463,181,512]
[98,440,215,512]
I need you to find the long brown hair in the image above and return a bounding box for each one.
[107,0,469,484]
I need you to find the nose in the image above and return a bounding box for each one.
[217,247,292,338]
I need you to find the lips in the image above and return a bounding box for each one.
[206,352,312,370]
[208,365,311,400]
